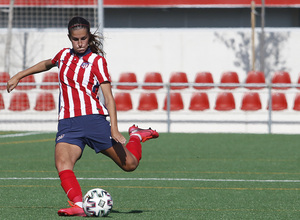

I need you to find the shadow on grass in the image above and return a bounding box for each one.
[111,210,144,215]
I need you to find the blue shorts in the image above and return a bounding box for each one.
[55,114,116,153]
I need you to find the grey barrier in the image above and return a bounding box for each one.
[1,81,300,133]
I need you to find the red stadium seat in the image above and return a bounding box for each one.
[241,92,262,111]
[245,71,265,90]
[9,92,30,111]
[170,72,188,90]
[0,72,10,90]
[34,92,56,111]
[293,93,300,111]
[0,93,4,110]
[137,93,158,111]
[114,92,133,111]
[116,72,138,90]
[193,72,214,90]
[215,92,235,111]
[272,71,291,90]
[41,72,59,90]
[267,92,288,110]
[163,93,184,111]
[189,92,209,111]
[142,72,163,90]
[16,74,36,90]
[220,71,239,90]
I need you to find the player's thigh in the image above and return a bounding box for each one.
[55,142,82,172]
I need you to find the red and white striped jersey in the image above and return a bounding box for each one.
[51,48,111,120]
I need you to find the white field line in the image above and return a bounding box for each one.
[0,177,300,183]
[0,131,52,138]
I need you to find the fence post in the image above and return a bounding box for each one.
[166,83,171,133]
[267,78,272,134]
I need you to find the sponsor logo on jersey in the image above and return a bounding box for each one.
[57,134,65,141]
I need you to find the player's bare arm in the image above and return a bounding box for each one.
[100,81,126,145]
[7,59,55,93]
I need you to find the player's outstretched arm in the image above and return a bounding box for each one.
[7,59,55,93]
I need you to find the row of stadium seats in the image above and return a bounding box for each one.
[115,92,298,111]
[0,70,298,90]
[2,91,300,112]
[0,71,59,90]
[0,92,56,111]
[113,71,297,90]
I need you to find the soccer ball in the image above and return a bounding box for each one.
[83,188,113,217]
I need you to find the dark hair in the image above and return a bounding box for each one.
[68,16,105,56]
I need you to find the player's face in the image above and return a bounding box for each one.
[69,28,90,54]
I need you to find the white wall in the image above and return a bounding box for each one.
[1,27,300,83]
[1,28,300,133]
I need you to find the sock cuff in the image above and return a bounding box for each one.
[59,169,74,178]
[130,134,141,142]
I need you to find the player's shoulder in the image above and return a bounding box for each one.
[90,51,104,58]
[89,52,106,62]
[57,48,70,52]
[62,48,72,53]
[55,48,71,56]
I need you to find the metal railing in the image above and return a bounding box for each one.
[114,82,300,133]
[1,81,300,133]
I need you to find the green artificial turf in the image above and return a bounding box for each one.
[0,132,299,219]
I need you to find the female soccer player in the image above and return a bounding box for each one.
[7,16,159,216]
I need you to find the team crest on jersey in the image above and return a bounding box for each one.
[81,62,89,69]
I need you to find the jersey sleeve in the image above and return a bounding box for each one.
[51,48,67,66]
[93,56,112,84]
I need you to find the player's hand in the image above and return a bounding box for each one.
[7,75,20,93]
[111,130,126,145]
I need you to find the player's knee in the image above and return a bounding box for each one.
[55,160,65,172]
[55,157,74,172]
[123,166,137,172]
[122,161,139,172]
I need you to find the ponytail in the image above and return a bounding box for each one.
[89,32,105,57]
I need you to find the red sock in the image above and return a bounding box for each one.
[59,169,82,203]
[126,135,142,161]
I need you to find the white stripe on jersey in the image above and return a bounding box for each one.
[58,49,69,119]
